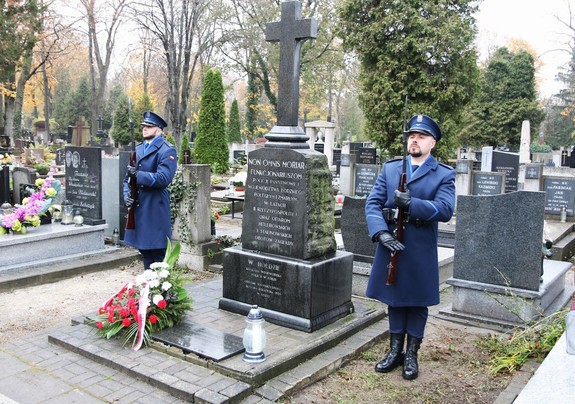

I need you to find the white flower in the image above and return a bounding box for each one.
[135,274,147,286]
[150,262,169,270]
[158,269,170,279]
[152,294,164,305]
[148,279,160,288]
[161,281,172,291]
[145,271,159,281]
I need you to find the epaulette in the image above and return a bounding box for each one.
[438,162,455,170]
[384,157,402,164]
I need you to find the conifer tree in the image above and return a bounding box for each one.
[110,95,131,146]
[227,99,242,143]
[195,69,229,173]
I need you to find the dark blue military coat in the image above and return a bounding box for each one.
[123,136,177,250]
[365,155,455,307]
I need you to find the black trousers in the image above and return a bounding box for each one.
[140,248,166,270]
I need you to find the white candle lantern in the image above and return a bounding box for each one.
[242,305,267,363]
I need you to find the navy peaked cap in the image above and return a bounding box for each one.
[407,114,442,141]
[141,111,167,129]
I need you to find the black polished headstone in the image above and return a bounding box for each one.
[492,150,519,193]
[354,164,379,197]
[0,165,10,204]
[543,177,575,217]
[64,146,105,225]
[472,172,505,195]
[314,142,325,153]
[357,148,377,165]
[333,149,342,174]
[153,322,244,362]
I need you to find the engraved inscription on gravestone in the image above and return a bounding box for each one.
[357,147,377,165]
[492,150,519,193]
[242,148,308,257]
[543,177,575,216]
[472,172,504,196]
[354,164,379,197]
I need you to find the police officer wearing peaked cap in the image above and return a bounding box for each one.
[123,111,178,269]
[141,111,168,129]
[365,113,455,380]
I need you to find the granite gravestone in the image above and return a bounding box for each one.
[220,1,353,332]
[64,146,105,225]
[333,148,342,174]
[0,165,10,204]
[453,191,545,291]
[492,150,520,193]
[354,164,379,197]
[340,197,375,261]
[543,177,575,218]
[443,190,574,326]
[12,167,37,204]
[471,172,505,195]
[357,147,377,165]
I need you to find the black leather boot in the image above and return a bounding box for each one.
[402,334,422,380]
[375,333,405,373]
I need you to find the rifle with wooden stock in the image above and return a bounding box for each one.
[125,98,137,230]
[386,97,409,285]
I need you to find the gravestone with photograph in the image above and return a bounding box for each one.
[440,191,574,327]
[219,2,353,332]
[64,146,105,225]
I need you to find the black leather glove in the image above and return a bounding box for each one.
[394,189,411,209]
[127,165,138,176]
[378,231,405,252]
[125,196,134,208]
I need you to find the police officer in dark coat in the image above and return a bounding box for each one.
[365,114,455,380]
[123,111,178,270]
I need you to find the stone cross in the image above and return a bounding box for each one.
[266,1,317,127]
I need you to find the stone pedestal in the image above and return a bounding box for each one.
[220,247,353,332]
[440,260,574,328]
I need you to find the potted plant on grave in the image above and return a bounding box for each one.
[34,163,50,175]
[232,181,245,192]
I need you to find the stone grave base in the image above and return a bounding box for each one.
[219,246,354,332]
[0,222,107,270]
[438,259,574,330]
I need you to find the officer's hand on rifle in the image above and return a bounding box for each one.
[377,231,405,252]
[124,196,134,208]
[127,165,138,176]
[394,189,411,209]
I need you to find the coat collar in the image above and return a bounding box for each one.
[404,155,438,183]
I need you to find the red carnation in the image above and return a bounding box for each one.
[96,322,103,329]
[98,308,105,315]
[120,308,129,318]
[108,314,115,323]
[128,289,136,297]
[122,318,131,327]
[148,315,158,324]
[131,306,138,318]
[157,299,167,309]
